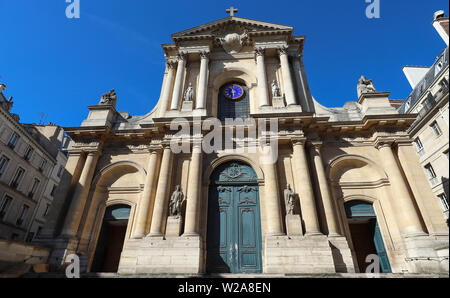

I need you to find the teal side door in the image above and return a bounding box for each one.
[206,162,263,274]
[372,221,392,273]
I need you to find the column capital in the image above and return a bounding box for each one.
[177,51,187,61]
[199,50,210,60]
[291,138,307,147]
[255,47,265,57]
[148,145,164,154]
[308,140,323,150]
[277,45,289,56]
[166,60,177,69]
[375,140,393,150]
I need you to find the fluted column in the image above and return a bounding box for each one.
[183,140,203,236]
[170,52,187,110]
[148,145,174,237]
[196,51,209,110]
[255,47,270,107]
[292,139,321,235]
[62,151,100,238]
[310,142,340,236]
[377,142,426,236]
[263,162,284,236]
[278,46,297,106]
[159,61,176,116]
[132,148,162,238]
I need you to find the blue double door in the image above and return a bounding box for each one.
[206,162,263,273]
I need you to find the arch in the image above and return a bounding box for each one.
[327,154,389,185]
[203,154,265,186]
[91,160,147,189]
[211,68,257,91]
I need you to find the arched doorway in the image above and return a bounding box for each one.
[91,204,131,273]
[206,161,263,273]
[218,82,250,121]
[345,200,391,273]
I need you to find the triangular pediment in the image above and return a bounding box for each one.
[172,16,293,39]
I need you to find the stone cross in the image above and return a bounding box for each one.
[226,6,238,17]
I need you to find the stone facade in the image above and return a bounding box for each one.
[37,14,448,275]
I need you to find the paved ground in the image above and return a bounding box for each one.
[17,272,449,278]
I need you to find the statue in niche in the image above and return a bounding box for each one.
[357,75,377,98]
[99,89,117,105]
[271,80,281,97]
[184,82,194,102]
[284,184,295,215]
[169,185,184,217]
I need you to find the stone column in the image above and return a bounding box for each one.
[255,47,270,107]
[195,51,209,110]
[170,52,187,111]
[183,140,203,236]
[377,142,426,236]
[291,139,321,235]
[61,151,100,238]
[278,46,297,106]
[148,145,174,237]
[159,61,176,116]
[131,148,162,238]
[263,162,284,236]
[310,142,340,236]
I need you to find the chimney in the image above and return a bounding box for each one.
[432,10,449,46]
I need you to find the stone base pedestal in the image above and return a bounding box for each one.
[166,216,183,237]
[118,236,203,275]
[285,214,303,236]
[327,236,355,273]
[181,101,193,112]
[264,235,336,274]
[272,96,285,108]
[403,234,449,274]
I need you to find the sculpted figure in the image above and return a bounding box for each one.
[99,89,117,105]
[284,184,295,215]
[357,75,377,98]
[184,83,194,102]
[169,185,184,216]
[271,80,281,97]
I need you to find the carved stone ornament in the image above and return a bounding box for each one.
[213,24,250,54]
[99,89,117,106]
[357,75,377,98]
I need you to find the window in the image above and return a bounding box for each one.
[404,99,411,111]
[57,166,64,178]
[24,146,34,161]
[11,233,19,241]
[50,185,57,197]
[16,204,29,226]
[0,195,13,220]
[445,150,449,160]
[38,159,47,173]
[43,203,51,217]
[414,138,424,152]
[438,193,449,212]
[430,121,442,136]
[0,155,10,178]
[36,226,42,236]
[10,167,25,189]
[424,163,437,179]
[25,232,35,243]
[28,178,40,199]
[7,132,20,150]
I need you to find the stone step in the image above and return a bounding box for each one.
[20,272,449,278]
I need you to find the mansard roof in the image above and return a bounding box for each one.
[171,16,294,40]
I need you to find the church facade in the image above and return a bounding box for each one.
[37,13,449,275]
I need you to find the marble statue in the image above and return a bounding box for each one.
[284,184,295,215]
[184,83,194,102]
[271,80,281,97]
[169,185,184,216]
[99,89,117,105]
[357,75,377,98]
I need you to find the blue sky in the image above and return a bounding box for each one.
[0,0,448,127]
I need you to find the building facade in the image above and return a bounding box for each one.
[0,85,69,243]
[399,11,449,223]
[38,13,448,275]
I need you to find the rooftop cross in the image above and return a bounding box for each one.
[226,6,238,17]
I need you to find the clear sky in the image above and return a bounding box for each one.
[0,0,448,127]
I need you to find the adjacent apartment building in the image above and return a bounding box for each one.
[399,11,449,223]
[0,83,69,242]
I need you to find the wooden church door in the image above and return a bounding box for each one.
[206,162,263,274]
